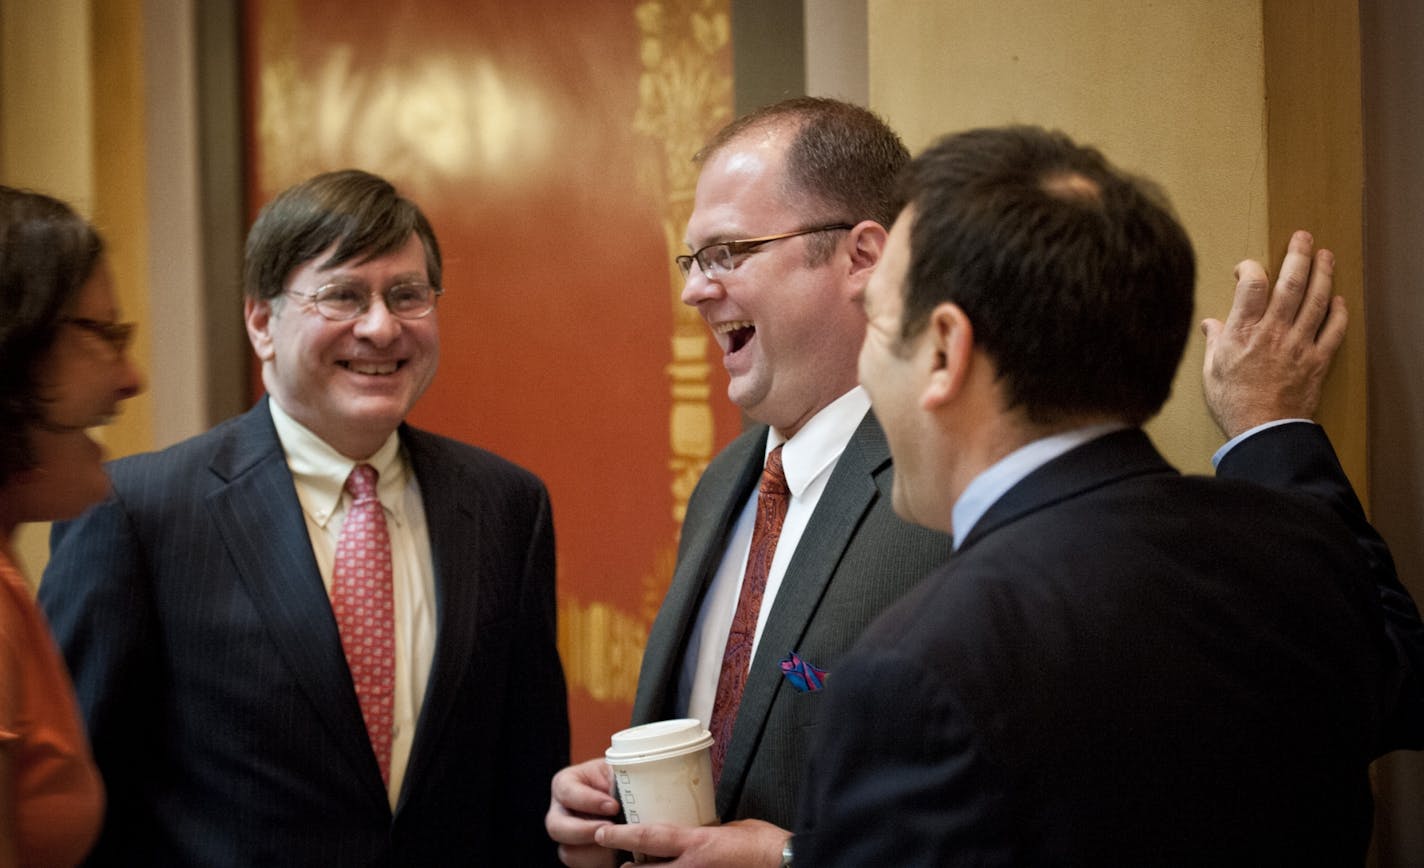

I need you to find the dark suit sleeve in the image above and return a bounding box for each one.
[795,651,1012,867]
[492,483,569,864]
[39,492,163,864]
[1217,421,1424,750]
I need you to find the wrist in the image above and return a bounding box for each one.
[780,835,793,867]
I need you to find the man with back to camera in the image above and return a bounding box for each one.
[794,125,1423,865]
[40,169,569,865]
[546,98,951,866]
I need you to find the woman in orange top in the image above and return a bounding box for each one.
[0,186,143,867]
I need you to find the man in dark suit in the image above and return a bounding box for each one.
[1202,228,1424,741]
[546,99,949,866]
[39,170,569,865]
[795,126,1419,865]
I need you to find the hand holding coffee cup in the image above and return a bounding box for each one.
[604,719,719,831]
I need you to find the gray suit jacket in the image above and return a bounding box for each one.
[630,410,950,828]
[40,398,568,866]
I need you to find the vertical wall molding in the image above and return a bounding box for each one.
[1262,0,1369,498]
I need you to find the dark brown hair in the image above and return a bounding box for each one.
[897,126,1195,426]
[243,169,441,300]
[0,186,105,484]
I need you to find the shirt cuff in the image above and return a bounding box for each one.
[1211,418,1316,468]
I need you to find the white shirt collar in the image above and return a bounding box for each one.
[767,386,872,497]
[267,397,407,529]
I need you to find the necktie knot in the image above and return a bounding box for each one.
[346,464,380,503]
[760,445,788,499]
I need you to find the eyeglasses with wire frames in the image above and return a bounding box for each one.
[285,281,443,322]
[62,317,137,359]
[675,223,855,279]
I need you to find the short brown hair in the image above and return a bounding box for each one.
[897,126,1195,426]
[696,98,909,262]
[243,169,441,300]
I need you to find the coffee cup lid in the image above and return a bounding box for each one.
[605,718,714,764]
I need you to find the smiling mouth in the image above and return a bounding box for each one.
[714,320,755,354]
[340,360,402,375]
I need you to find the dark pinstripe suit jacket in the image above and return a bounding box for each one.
[40,398,568,866]
[630,410,951,830]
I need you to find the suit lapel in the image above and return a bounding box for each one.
[958,428,1174,552]
[204,400,386,806]
[716,411,890,813]
[631,428,767,725]
[394,428,484,805]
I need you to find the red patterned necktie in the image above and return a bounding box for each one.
[708,444,790,782]
[332,463,395,786]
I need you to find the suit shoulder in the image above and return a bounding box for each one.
[888,472,1373,651]
[102,414,251,487]
[401,426,548,494]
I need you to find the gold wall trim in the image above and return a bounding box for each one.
[557,0,732,705]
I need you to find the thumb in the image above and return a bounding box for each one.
[1200,318,1224,378]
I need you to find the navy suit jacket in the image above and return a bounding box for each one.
[40,399,569,866]
[1217,421,1424,747]
[631,410,951,829]
[798,429,1399,866]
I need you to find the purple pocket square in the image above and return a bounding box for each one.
[779,651,828,693]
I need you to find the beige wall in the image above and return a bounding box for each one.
[1,0,96,576]
[863,5,1422,861]
[1,0,94,204]
[866,0,1364,483]
[2,0,211,579]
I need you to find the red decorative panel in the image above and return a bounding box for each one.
[243,0,736,759]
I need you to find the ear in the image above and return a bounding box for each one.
[844,220,888,288]
[245,297,276,362]
[921,302,974,411]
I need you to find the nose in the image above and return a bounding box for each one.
[679,264,725,307]
[352,296,402,344]
[116,353,144,400]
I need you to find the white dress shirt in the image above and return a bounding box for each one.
[679,387,872,727]
[268,399,436,810]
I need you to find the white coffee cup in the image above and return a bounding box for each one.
[605,718,719,829]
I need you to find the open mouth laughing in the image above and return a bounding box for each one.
[714,320,756,355]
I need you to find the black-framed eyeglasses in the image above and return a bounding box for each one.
[62,317,136,358]
[675,223,855,279]
[287,281,443,321]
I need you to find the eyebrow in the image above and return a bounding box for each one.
[319,271,430,285]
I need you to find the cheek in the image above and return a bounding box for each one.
[858,337,893,396]
[410,324,441,369]
[28,430,109,495]
[36,373,99,428]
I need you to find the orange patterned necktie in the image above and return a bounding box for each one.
[332,463,395,786]
[708,445,789,782]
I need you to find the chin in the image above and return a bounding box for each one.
[36,480,113,523]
